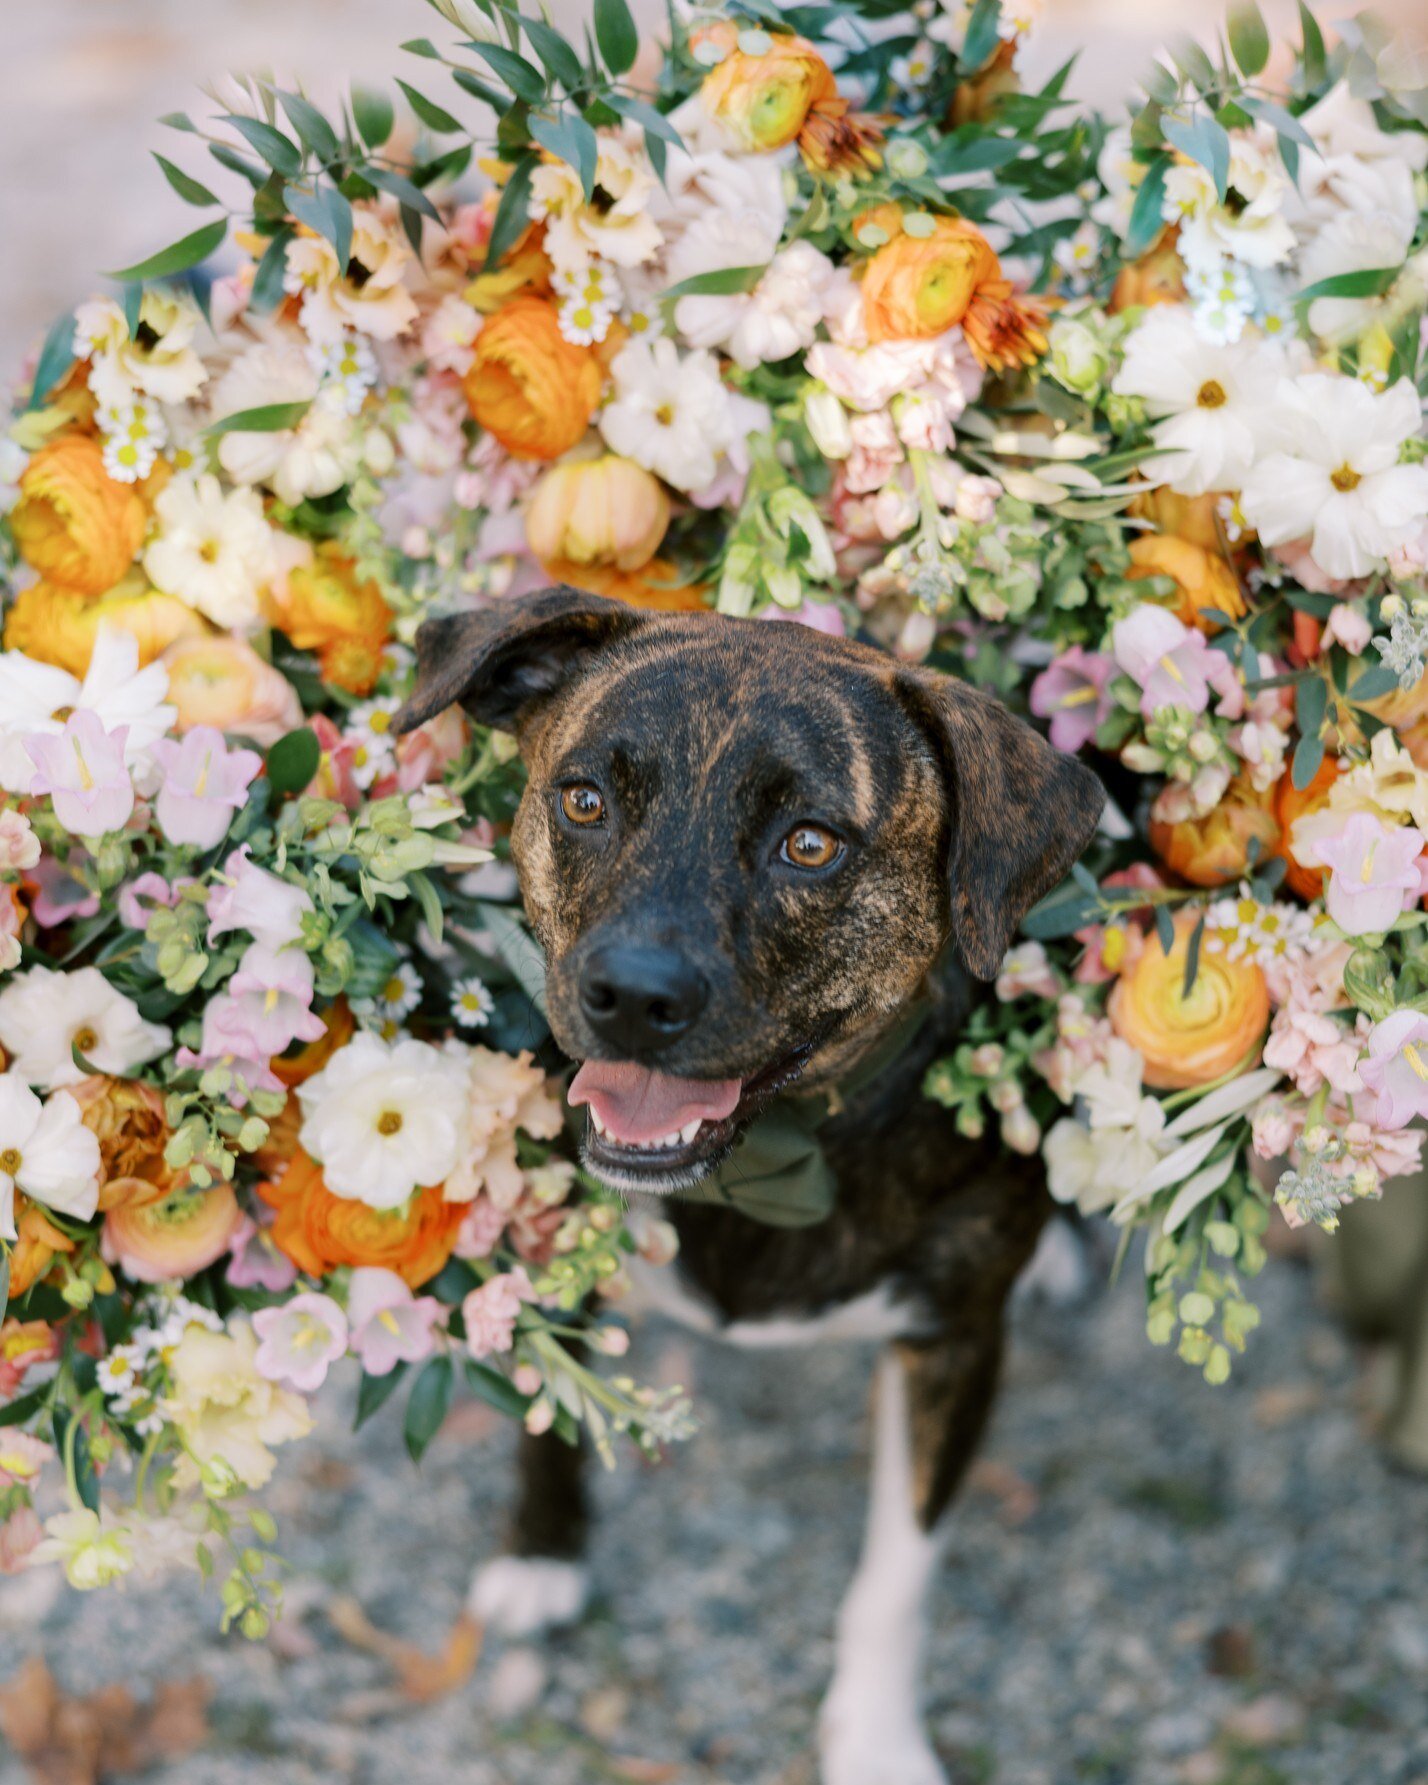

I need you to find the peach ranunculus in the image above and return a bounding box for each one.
[1126,534,1245,634]
[7,1200,76,1298]
[4,574,207,676]
[859,214,1047,371]
[258,1150,466,1288]
[102,1183,242,1284]
[1149,771,1282,888]
[264,544,393,696]
[694,22,881,173]
[67,1075,177,1209]
[526,455,669,572]
[1108,231,1188,313]
[10,435,146,596]
[542,556,707,613]
[1109,912,1270,1090]
[461,295,603,461]
[161,634,303,744]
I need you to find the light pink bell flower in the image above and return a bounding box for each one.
[252,1292,348,1393]
[149,727,262,851]
[206,845,312,948]
[1030,647,1116,753]
[24,712,133,840]
[219,942,327,1059]
[347,1268,445,1377]
[1314,813,1425,936]
[1357,1009,1428,1131]
[1111,606,1244,720]
[225,1211,298,1293]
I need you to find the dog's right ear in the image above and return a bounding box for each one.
[393,586,646,734]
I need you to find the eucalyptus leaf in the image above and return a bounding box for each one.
[152,154,220,207]
[206,400,313,438]
[398,79,464,134]
[1163,113,1231,201]
[594,0,639,74]
[522,14,585,89]
[277,90,340,160]
[224,115,303,178]
[529,112,599,201]
[352,87,395,148]
[105,219,228,283]
[1227,0,1270,77]
[355,1362,408,1429]
[470,41,547,105]
[27,309,77,412]
[484,154,536,268]
[1124,155,1169,257]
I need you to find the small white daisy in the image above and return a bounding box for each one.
[451,974,495,1029]
[371,960,423,1023]
[307,332,378,414]
[1052,222,1100,288]
[345,695,401,789]
[1205,889,1313,969]
[558,295,616,346]
[97,1345,142,1398]
[891,39,937,88]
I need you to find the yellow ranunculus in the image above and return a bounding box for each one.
[526,456,669,572]
[1126,535,1246,633]
[462,296,603,461]
[1109,913,1269,1091]
[3,573,206,675]
[10,433,146,595]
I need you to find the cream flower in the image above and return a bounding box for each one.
[144,474,278,627]
[297,1032,470,1209]
[1300,212,1420,346]
[0,1073,102,1241]
[1164,129,1295,271]
[1298,82,1428,174]
[1112,307,1284,496]
[600,338,741,495]
[1241,375,1428,581]
[671,239,845,371]
[208,336,364,506]
[164,1318,312,1493]
[443,1045,564,1207]
[284,208,418,343]
[0,965,171,1091]
[530,134,663,271]
[75,289,208,407]
[32,1507,134,1590]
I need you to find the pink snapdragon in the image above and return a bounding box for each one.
[347,1268,444,1376]
[1357,1009,1428,1130]
[454,1194,508,1260]
[225,1211,298,1293]
[149,727,262,851]
[252,1292,348,1393]
[1030,647,1116,753]
[1262,1002,1365,1098]
[24,712,133,840]
[206,845,312,948]
[1313,814,1426,935]
[0,1430,52,1490]
[1111,607,1244,720]
[462,1268,537,1360]
[996,941,1060,1001]
[0,809,40,872]
[217,942,327,1058]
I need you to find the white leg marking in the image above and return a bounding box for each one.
[468,1556,590,1637]
[820,1352,948,1785]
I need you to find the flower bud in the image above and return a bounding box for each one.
[805,390,853,459]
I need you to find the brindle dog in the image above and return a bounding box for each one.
[396,586,1104,1785]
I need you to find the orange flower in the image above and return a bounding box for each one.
[161,634,303,744]
[1126,535,1245,633]
[526,456,669,572]
[252,1096,303,1181]
[950,38,1019,127]
[258,1150,466,1288]
[1275,756,1340,900]
[3,574,206,676]
[1109,913,1270,1090]
[102,1184,241,1284]
[7,1200,74,1298]
[697,23,830,150]
[1109,232,1187,313]
[860,215,1046,370]
[1149,772,1281,888]
[541,556,707,613]
[266,545,393,696]
[10,435,146,595]
[272,999,355,1089]
[1127,487,1224,554]
[67,1075,177,1210]
[461,296,602,461]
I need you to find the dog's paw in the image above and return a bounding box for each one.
[819,1694,947,1785]
[467,1556,590,1638]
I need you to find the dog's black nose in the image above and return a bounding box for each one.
[578,945,709,1055]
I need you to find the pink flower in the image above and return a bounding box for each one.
[996,941,1059,1001]
[844,410,903,494]
[26,853,100,928]
[347,1268,444,1376]
[252,1292,348,1393]
[207,845,312,948]
[225,1211,298,1293]
[0,1505,43,1574]
[1252,1094,1298,1160]
[1263,1003,1364,1097]
[1323,601,1372,656]
[1357,1009,1428,1130]
[24,711,133,840]
[149,727,262,851]
[953,475,1001,524]
[0,1430,52,1490]
[1314,814,1425,936]
[217,942,326,1058]
[461,1268,536,1361]
[455,1195,509,1260]
[1111,606,1244,720]
[117,872,195,932]
[0,810,40,873]
[176,997,286,1095]
[1030,648,1116,753]
[759,600,847,638]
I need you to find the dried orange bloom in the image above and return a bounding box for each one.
[1126,535,1245,634]
[696,21,882,175]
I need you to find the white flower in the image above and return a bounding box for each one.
[307,333,380,413]
[96,396,167,484]
[0,437,28,514]
[1091,124,1140,238]
[344,695,400,789]
[1112,307,1284,496]
[1241,375,1428,581]
[671,240,846,372]
[557,294,617,346]
[0,625,174,796]
[1044,1038,1168,1217]
[529,133,663,272]
[97,1344,143,1398]
[1164,129,1295,271]
[364,960,422,1023]
[0,965,171,1091]
[144,473,278,627]
[1298,83,1428,175]
[210,337,363,506]
[75,290,208,408]
[0,1073,101,1240]
[451,975,495,1029]
[1052,222,1100,289]
[297,1032,469,1208]
[600,338,739,495]
[1299,212,1422,347]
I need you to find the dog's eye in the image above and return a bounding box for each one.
[560,783,606,826]
[780,824,842,871]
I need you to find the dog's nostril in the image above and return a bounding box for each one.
[584,980,617,1014]
[578,945,709,1054]
[647,999,678,1027]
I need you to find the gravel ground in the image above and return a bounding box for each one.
[3,1248,1427,1785]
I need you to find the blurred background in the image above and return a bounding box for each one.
[3,3,1428,1783]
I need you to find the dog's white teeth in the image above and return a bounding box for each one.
[590,1110,608,1138]
[679,1118,702,1145]
[657,1130,682,1150]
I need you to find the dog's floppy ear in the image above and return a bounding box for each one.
[898,669,1104,981]
[393,586,646,734]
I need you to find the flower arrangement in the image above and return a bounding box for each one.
[1,0,1426,1621]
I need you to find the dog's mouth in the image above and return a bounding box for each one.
[568,1042,815,1192]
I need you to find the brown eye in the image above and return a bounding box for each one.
[781,824,842,870]
[560,783,606,826]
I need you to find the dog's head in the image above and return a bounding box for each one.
[397,589,1103,1193]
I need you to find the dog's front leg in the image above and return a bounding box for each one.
[469,1427,592,1636]
[819,1330,1002,1785]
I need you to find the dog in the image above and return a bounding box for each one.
[396,586,1104,1785]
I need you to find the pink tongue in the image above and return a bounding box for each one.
[568,1060,743,1146]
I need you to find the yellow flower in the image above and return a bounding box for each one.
[1109,913,1269,1090]
[462,296,603,461]
[10,434,146,595]
[860,214,1047,370]
[526,455,669,571]
[33,1508,133,1591]
[529,136,662,272]
[164,1319,312,1493]
[697,22,830,151]
[3,573,206,676]
[1126,534,1245,634]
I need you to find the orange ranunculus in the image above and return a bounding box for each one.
[3,573,207,676]
[1150,772,1282,889]
[860,215,1046,370]
[1126,535,1245,633]
[266,545,393,697]
[258,1150,465,1288]
[540,555,708,613]
[1127,487,1224,554]
[1275,755,1340,900]
[252,1096,303,1181]
[1109,913,1270,1091]
[7,1200,75,1298]
[10,434,147,596]
[67,1075,177,1210]
[526,456,669,572]
[272,999,355,1089]
[697,23,830,150]
[461,296,602,461]
[102,1184,241,1285]
[161,633,304,745]
[1109,232,1187,312]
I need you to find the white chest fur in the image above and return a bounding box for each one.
[621,1252,920,1350]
